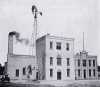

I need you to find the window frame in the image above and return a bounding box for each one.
[50,57,53,65]
[50,69,53,77]
[67,58,70,66]
[16,69,19,77]
[23,67,26,75]
[56,42,61,50]
[78,59,80,67]
[67,69,70,77]
[89,69,91,77]
[57,58,62,66]
[93,60,95,67]
[78,69,80,77]
[83,59,86,67]
[50,41,53,49]
[89,60,91,67]
[66,43,70,51]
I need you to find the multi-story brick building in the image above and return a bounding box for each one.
[36,34,75,80]
[75,50,98,80]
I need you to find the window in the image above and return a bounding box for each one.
[28,65,32,75]
[66,43,70,51]
[50,69,53,77]
[57,58,61,65]
[93,69,95,77]
[89,60,91,67]
[83,60,86,67]
[67,58,70,66]
[50,57,53,65]
[50,41,53,49]
[16,69,19,77]
[67,69,70,77]
[93,60,95,67]
[89,69,91,77]
[56,42,61,50]
[23,67,26,75]
[78,59,80,67]
[78,69,80,77]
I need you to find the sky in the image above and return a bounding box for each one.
[0,0,100,65]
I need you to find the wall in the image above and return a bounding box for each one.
[45,35,75,80]
[7,54,37,81]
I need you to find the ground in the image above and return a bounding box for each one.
[0,80,100,87]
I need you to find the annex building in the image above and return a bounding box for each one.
[7,32,37,81]
[75,50,98,80]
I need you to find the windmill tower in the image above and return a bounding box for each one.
[30,5,42,79]
[31,5,42,56]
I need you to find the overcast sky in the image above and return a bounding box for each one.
[0,0,100,65]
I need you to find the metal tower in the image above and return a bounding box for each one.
[31,5,42,56]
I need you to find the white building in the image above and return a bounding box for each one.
[36,34,75,80]
[7,31,37,81]
[75,51,98,80]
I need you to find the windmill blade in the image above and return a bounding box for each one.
[32,5,37,13]
[39,12,42,16]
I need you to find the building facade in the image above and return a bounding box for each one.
[36,34,75,80]
[7,32,37,81]
[75,51,98,80]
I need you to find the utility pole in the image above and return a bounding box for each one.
[83,32,85,51]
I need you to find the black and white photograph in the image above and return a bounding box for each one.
[0,0,100,87]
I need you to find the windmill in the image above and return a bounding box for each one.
[28,5,42,80]
[31,5,42,56]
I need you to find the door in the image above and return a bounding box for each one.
[57,71,61,80]
[84,69,86,79]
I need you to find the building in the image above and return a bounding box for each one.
[36,34,75,80]
[75,51,98,80]
[7,31,37,81]
[97,66,100,79]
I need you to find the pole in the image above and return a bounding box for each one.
[83,32,84,51]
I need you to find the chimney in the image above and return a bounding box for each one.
[8,32,14,55]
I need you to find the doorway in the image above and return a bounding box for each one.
[84,69,86,79]
[57,71,61,80]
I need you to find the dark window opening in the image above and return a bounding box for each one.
[67,69,70,77]
[23,67,26,75]
[57,58,61,65]
[56,42,61,50]
[66,43,70,51]
[16,69,19,77]
[67,58,70,66]
[89,69,91,77]
[50,57,53,65]
[83,60,86,67]
[93,60,95,67]
[89,60,91,67]
[50,41,53,49]
[93,69,95,77]
[78,59,80,67]
[78,69,80,77]
[50,69,53,77]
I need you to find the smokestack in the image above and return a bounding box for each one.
[8,32,15,54]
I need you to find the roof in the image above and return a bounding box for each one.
[37,34,75,41]
[8,54,35,58]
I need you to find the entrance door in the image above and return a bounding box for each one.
[36,72,38,80]
[84,70,86,79]
[57,71,61,80]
